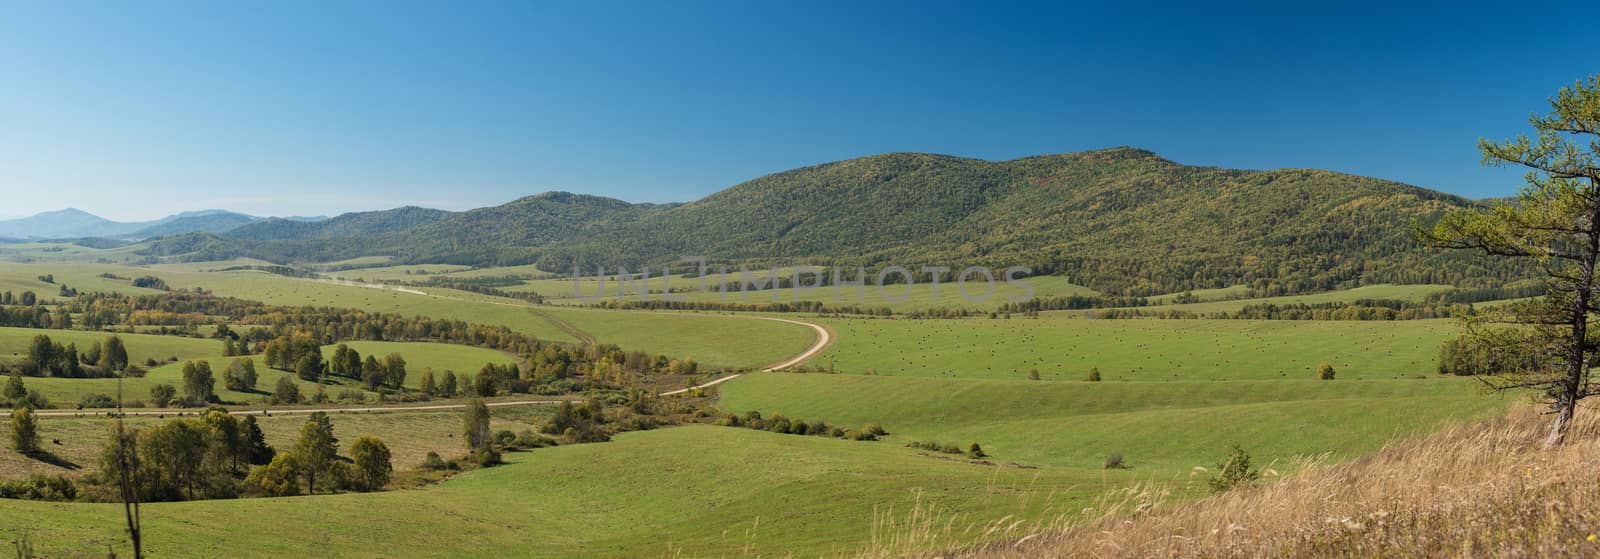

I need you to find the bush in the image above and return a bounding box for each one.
[77,393,118,409]
[510,430,555,450]
[1318,362,1336,380]
[493,429,518,448]
[861,423,888,437]
[419,451,454,471]
[1087,368,1102,382]
[766,414,792,434]
[967,442,987,459]
[907,440,969,455]
[149,384,176,408]
[247,454,302,497]
[1104,452,1127,469]
[1208,444,1261,493]
[470,448,503,467]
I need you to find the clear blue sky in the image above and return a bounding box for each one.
[2,1,1596,221]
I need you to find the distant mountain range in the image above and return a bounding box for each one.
[0,209,327,241]
[139,147,1536,295]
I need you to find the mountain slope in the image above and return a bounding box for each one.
[0,208,131,238]
[130,211,261,237]
[0,208,260,239]
[138,148,1533,295]
[224,206,452,241]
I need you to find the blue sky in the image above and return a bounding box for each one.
[2,1,1596,220]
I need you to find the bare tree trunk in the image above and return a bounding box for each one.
[1550,204,1600,448]
[1545,400,1575,448]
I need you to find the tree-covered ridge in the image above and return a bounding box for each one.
[140,148,1536,295]
[224,206,453,241]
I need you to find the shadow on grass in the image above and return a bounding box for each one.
[23,450,80,470]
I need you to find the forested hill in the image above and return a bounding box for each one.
[224,206,452,241]
[140,148,1534,296]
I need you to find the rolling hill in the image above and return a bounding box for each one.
[0,208,263,240]
[224,206,451,241]
[139,148,1535,295]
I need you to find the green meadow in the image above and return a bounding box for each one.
[0,426,1114,558]
[334,264,1100,312]
[1059,283,1455,316]
[0,250,1524,557]
[0,260,817,369]
[717,373,1511,471]
[319,341,519,388]
[0,407,552,478]
[809,316,1455,380]
[1,329,526,406]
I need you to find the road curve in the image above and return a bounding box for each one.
[37,316,833,417]
[660,316,831,396]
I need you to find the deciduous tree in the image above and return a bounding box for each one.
[349,436,392,491]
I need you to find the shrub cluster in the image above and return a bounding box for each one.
[906,440,987,459]
[715,411,887,441]
[0,474,78,501]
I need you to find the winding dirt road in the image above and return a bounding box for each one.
[35,315,833,418]
[659,316,833,396]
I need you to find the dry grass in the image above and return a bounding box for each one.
[861,401,1600,558]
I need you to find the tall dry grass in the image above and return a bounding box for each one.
[861,403,1600,558]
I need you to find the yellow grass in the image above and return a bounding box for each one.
[861,400,1600,558]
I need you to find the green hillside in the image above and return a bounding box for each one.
[140,148,1534,296]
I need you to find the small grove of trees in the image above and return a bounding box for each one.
[329,344,407,390]
[15,334,128,378]
[3,371,50,409]
[98,409,274,502]
[270,376,302,405]
[149,384,176,408]
[222,358,258,392]
[1436,335,1551,376]
[541,400,612,443]
[246,412,389,497]
[180,361,217,404]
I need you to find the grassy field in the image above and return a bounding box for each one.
[717,373,1511,471]
[0,260,820,370]
[0,249,1523,557]
[332,264,1101,312]
[0,425,1119,558]
[319,341,518,388]
[0,326,220,366]
[1056,283,1455,317]
[0,326,381,406]
[538,307,819,369]
[809,317,1455,381]
[0,406,552,478]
